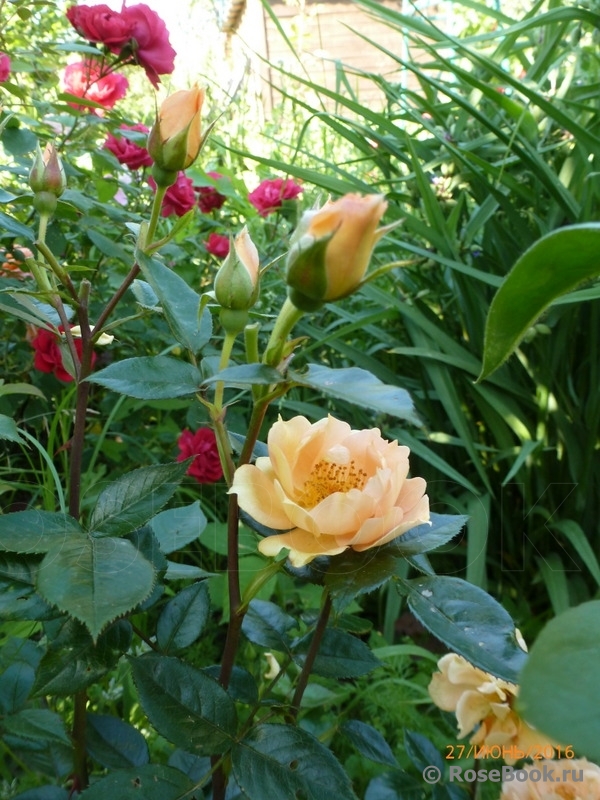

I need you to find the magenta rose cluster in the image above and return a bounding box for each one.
[66,3,175,87]
[63,3,175,115]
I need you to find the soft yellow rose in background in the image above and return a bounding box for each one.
[148,85,204,177]
[285,193,388,310]
[501,759,600,800]
[231,414,430,567]
[428,653,556,764]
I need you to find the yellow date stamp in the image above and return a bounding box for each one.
[445,744,575,761]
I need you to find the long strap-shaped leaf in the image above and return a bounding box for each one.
[479,223,600,380]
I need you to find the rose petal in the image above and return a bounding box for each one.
[258,528,347,567]
[230,465,291,530]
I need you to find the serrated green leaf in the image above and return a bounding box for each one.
[293,628,381,679]
[32,619,130,697]
[79,765,194,799]
[157,581,210,653]
[37,536,155,640]
[203,363,286,387]
[402,576,527,683]
[518,600,600,762]
[0,662,35,714]
[232,722,358,800]
[480,224,600,379]
[0,211,35,240]
[89,462,188,538]
[323,549,400,612]
[89,356,202,399]
[404,730,443,772]
[0,415,23,443]
[0,511,82,554]
[129,653,236,756]
[340,720,399,767]
[86,713,149,769]
[1,708,71,745]
[392,514,468,557]
[288,364,419,424]
[149,501,207,554]
[137,250,212,354]
[242,599,297,653]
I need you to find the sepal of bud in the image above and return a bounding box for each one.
[214,227,260,311]
[29,143,66,198]
[285,231,334,312]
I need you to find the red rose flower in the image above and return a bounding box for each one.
[205,233,230,258]
[63,60,128,114]
[196,172,226,213]
[149,172,196,217]
[121,4,176,88]
[104,123,152,169]
[0,53,10,83]
[31,327,96,383]
[66,4,132,49]
[177,428,223,484]
[248,177,303,217]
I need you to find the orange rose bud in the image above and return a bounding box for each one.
[286,193,388,311]
[148,85,205,185]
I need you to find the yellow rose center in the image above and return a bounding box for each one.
[296,458,368,508]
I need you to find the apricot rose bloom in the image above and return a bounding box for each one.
[231,415,430,567]
[428,653,556,764]
[500,759,600,800]
[286,193,388,311]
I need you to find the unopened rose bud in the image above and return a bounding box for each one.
[148,85,205,186]
[214,227,260,312]
[29,143,67,197]
[286,193,388,311]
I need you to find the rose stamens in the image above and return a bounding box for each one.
[297,459,368,508]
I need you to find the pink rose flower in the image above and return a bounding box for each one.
[0,52,10,83]
[196,172,226,213]
[104,123,152,169]
[66,4,132,49]
[149,172,196,217]
[177,428,223,484]
[31,327,96,383]
[248,177,303,217]
[121,4,176,88]
[63,60,128,115]
[205,233,230,258]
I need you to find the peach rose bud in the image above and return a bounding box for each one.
[214,227,260,334]
[286,193,388,311]
[29,143,67,216]
[148,85,205,185]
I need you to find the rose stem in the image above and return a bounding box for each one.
[290,591,333,720]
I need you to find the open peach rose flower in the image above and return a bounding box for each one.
[231,414,430,567]
[428,652,557,764]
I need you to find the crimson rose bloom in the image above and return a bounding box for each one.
[31,327,96,383]
[0,53,10,82]
[177,428,223,484]
[121,4,176,88]
[248,177,303,217]
[149,172,196,217]
[196,172,226,213]
[66,4,132,49]
[205,233,230,258]
[63,60,128,114]
[105,124,152,169]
